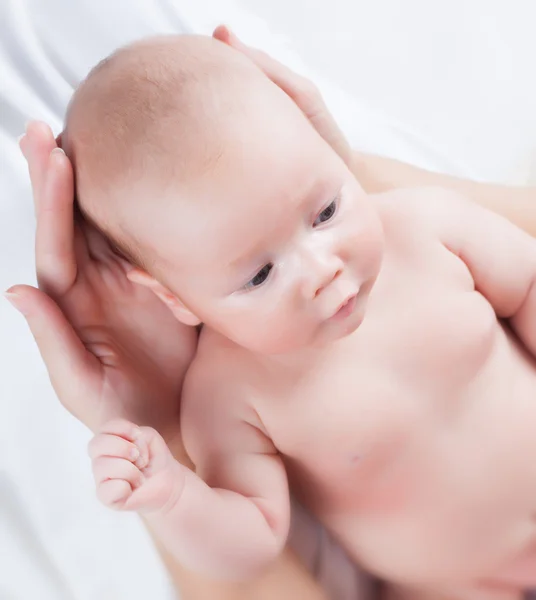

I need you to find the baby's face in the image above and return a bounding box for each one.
[138,105,384,355]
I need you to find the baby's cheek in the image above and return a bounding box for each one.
[256,320,297,353]
[252,313,307,354]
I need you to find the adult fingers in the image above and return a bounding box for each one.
[35,147,77,296]
[20,121,57,214]
[5,285,98,410]
[213,26,351,164]
[214,26,318,109]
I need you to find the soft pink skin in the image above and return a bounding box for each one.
[92,187,536,596]
[89,419,183,513]
[86,36,536,598]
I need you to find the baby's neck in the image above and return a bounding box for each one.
[202,325,344,375]
[256,343,336,374]
[230,330,344,375]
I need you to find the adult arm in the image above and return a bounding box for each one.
[353,152,536,238]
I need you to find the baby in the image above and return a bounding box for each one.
[64,35,536,599]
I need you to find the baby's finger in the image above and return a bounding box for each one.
[97,420,149,469]
[99,419,141,441]
[132,429,150,470]
[137,426,171,474]
[88,433,141,463]
[97,479,132,509]
[92,456,144,489]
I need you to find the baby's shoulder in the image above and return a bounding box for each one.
[182,328,258,415]
[181,329,269,458]
[375,186,470,236]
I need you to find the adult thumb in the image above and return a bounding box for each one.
[5,285,96,399]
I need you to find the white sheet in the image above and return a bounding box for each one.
[237,0,536,183]
[1,1,535,599]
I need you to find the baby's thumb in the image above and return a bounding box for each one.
[5,285,94,396]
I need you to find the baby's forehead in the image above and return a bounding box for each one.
[150,152,334,271]
[64,34,321,274]
[65,36,284,198]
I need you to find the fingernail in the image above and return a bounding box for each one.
[227,28,239,43]
[17,134,27,157]
[17,133,26,158]
[51,147,65,157]
[130,447,140,461]
[219,24,237,43]
[4,291,27,315]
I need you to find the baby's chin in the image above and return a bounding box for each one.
[322,290,369,339]
[269,318,363,355]
[316,318,363,348]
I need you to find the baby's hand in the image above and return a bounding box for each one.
[88,419,186,513]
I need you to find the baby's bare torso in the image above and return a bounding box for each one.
[195,199,536,590]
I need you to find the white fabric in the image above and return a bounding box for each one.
[238,0,536,184]
[1,1,535,599]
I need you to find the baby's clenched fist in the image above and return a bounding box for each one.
[88,419,185,513]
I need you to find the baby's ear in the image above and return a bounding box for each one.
[127,268,201,327]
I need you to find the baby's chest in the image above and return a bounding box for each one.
[267,257,501,496]
[365,245,500,388]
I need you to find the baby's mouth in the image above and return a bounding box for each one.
[330,294,358,320]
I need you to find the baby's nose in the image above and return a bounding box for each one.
[313,264,342,298]
[301,251,342,299]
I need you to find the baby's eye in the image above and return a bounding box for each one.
[245,263,273,290]
[313,199,338,227]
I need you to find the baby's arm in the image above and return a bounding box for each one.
[418,188,536,354]
[89,366,290,581]
[149,430,288,580]
[169,379,290,580]
[166,363,290,579]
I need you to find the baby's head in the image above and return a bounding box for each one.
[64,35,384,354]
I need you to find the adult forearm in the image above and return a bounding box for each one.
[382,584,523,600]
[153,541,328,600]
[353,152,536,238]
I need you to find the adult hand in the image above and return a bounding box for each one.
[213,25,352,167]
[6,122,197,438]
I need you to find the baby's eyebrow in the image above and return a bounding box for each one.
[226,177,335,272]
[227,243,267,272]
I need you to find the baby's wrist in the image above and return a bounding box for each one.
[164,428,194,469]
[142,460,189,520]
